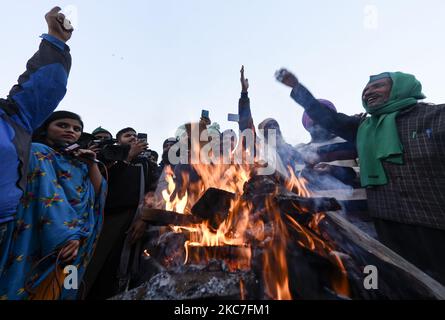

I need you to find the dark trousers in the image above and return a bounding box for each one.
[82,209,135,300]
[374,218,445,285]
[0,220,14,277]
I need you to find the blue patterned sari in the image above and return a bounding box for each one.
[0,143,105,300]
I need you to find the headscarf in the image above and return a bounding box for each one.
[302,99,337,131]
[357,72,426,187]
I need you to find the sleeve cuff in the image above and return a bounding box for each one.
[241,92,249,99]
[290,83,312,108]
[290,85,301,101]
[40,34,70,52]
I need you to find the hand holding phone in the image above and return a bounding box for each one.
[227,113,239,122]
[45,6,73,42]
[137,133,148,143]
[58,16,74,32]
[136,133,149,159]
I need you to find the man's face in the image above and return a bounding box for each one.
[162,141,177,164]
[94,132,112,140]
[118,131,137,145]
[163,141,176,154]
[362,78,392,109]
[162,141,176,155]
[262,120,281,141]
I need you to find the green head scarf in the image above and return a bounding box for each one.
[92,126,112,137]
[357,72,426,187]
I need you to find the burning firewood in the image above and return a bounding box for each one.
[141,208,203,226]
[185,244,251,271]
[191,188,235,229]
[241,174,445,299]
[243,175,341,220]
[276,191,341,215]
[126,159,445,301]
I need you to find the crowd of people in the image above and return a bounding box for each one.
[0,7,444,300]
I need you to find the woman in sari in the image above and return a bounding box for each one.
[0,111,106,300]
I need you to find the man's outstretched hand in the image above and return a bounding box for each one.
[45,6,73,43]
[275,68,299,88]
[240,65,249,93]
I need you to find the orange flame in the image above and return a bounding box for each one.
[262,195,292,300]
[162,167,188,213]
[285,166,311,197]
[158,152,348,299]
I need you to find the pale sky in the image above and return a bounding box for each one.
[1,0,444,153]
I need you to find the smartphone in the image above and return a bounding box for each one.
[227,113,239,122]
[64,143,81,153]
[137,133,148,143]
[57,16,74,32]
[137,133,149,158]
[201,110,209,119]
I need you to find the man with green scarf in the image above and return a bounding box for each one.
[276,68,445,285]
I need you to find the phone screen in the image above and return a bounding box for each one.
[201,110,209,118]
[137,133,147,142]
[227,113,239,122]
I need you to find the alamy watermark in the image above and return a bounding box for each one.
[63,265,78,290]
[363,265,378,290]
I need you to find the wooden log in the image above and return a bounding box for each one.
[243,175,342,215]
[143,175,445,299]
[141,208,203,226]
[276,193,341,215]
[191,188,235,229]
[318,211,445,299]
[186,245,251,271]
